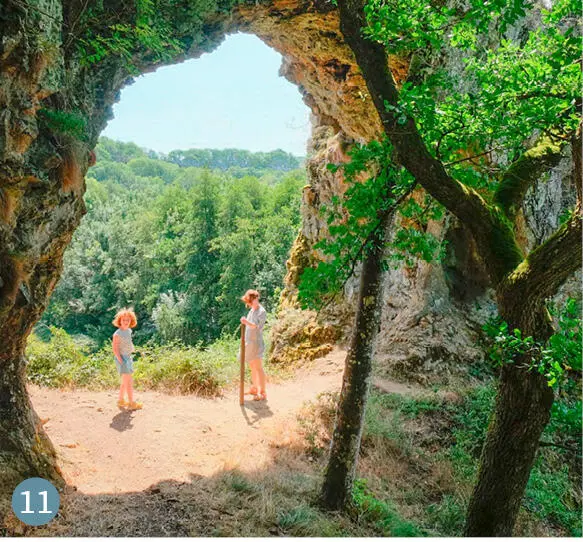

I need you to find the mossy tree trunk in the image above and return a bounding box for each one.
[320,211,391,510]
[464,208,582,535]
[335,0,582,534]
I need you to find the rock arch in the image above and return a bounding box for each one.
[3,0,566,516]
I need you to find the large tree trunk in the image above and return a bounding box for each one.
[464,365,554,535]
[320,212,390,510]
[464,301,555,535]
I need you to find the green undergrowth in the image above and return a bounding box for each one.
[299,381,582,537]
[26,326,244,396]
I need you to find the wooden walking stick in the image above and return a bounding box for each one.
[239,323,245,406]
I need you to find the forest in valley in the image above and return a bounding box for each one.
[39,137,304,346]
[0,0,581,538]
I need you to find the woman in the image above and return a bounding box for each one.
[240,289,267,401]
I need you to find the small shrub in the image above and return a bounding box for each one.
[363,393,413,452]
[26,327,239,396]
[525,459,582,535]
[277,505,317,530]
[38,109,88,140]
[26,328,111,388]
[276,504,340,536]
[225,471,256,494]
[297,392,338,456]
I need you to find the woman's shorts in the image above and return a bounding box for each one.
[115,354,134,375]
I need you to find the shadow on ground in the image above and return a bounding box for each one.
[5,439,344,537]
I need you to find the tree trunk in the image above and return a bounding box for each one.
[464,357,554,535]
[464,295,556,536]
[464,367,554,535]
[320,213,390,510]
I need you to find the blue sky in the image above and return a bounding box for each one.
[102,33,311,156]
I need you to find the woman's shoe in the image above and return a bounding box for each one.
[253,391,267,402]
[245,387,258,395]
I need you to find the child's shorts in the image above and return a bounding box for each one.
[115,354,134,375]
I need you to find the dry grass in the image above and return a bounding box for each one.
[23,421,367,537]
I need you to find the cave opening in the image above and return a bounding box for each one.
[0,0,377,521]
[28,32,316,496]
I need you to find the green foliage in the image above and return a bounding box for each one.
[363,0,580,197]
[360,384,581,535]
[38,109,88,140]
[77,0,183,71]
[26,328,118,389]
[166,148,302,172]
[483,298,582,387]
[41,138,304,347]
[425,495,466,537]
[133,337,237,395]
[352,479,425,536]
[365,0,534,52]
[298,140,416,308]
[26,327,240,395]
[277,505,318,530]
[448,385,496,480]
[525,462,582,535]
[447,384,581,534]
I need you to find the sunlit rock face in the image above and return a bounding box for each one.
[243,0,578,382]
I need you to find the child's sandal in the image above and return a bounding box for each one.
[117,400,128,408]
[127,401,143,410]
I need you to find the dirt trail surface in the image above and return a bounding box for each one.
[29,349,347,495]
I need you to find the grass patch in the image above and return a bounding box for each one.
[424,494,466,536]
[300,382,581,537]
[352,479,425,536]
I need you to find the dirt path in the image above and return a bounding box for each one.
[29,349,347,495]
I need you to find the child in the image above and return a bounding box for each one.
[240,289,267,401]
[112,308,142,410]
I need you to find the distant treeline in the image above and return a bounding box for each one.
[97,137,303,173]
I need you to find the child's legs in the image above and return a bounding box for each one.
[257,360,266,393]
[118,375,126,400]
[249,361,259,391]
[123,374,134,403]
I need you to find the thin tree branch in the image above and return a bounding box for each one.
[539,440,582,454]
[445,145,506,167]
